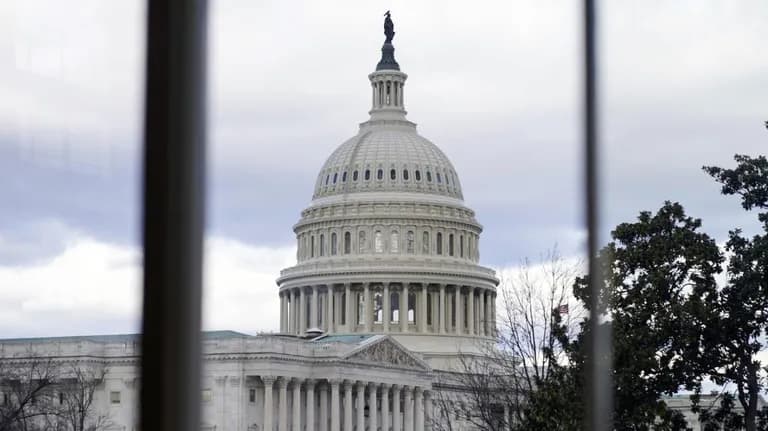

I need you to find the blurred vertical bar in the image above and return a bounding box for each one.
[140,1,208,430]
[584,0,612,430]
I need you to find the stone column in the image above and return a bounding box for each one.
[331,380,341,431]
[343,381,353,431]
[424,390,433,431]
[414,387,424,431]
[419,284,428,333]
[492,293,497,336]
[356,382,365,431]
[401,284,409,332]
[279,294,284,332]
[311,285,319,329]
[292,378,302,431]
[364,283,372,332]
[298,288,306,334]
[383,283,390,332]
[454,286,462,334]
[404,386,414,431]
[262,376,275,431]
[368,382,378,431]
[319,382,328,431]
[381,384,391,431]
[392,385,402,431]
[278,378,288,431]
[438,284,446,334]
[306,379,315,431]
[291,290,298,334]
[344,284,353,332]
[327,286,335,333]
[467,287,475,335]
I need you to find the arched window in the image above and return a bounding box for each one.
[375,231,383,253]
[311,235,316,258]
[436,172,442,183]
[325,175,330,185]
[331,232,337,255]
[415,170,421,181]
[460,235,464,257]
[365,169,371,181]
[333,173,338,184]
[344,232,351,254]
[449,233,454,256]
[377,169,383,180]
[403,169,409,180]
[391,231,399,253]
[426,171,432,182]
[436,232,443,255]
[353,170,359,181]
[406,231,415,254]
[391,291,400,323]
[422,232,430,254]
[374,292,383,323]
[390,169,396,180]
[319,234,325,256]
[359,231,367,253]
[446,174,450,185]
[342,171,347,182]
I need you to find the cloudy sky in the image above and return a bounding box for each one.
[0,1,766,338]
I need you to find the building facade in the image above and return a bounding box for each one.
[0,17,499,431]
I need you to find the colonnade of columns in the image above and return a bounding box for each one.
[260,376,432,431]
[372,78,404,109]
[279,283,496,337]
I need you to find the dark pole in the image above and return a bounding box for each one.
[140,1,208,430]
[584,0,612,430]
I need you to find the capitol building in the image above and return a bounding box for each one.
[0,16,499,431]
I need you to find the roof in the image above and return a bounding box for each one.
[0,330,250,344]
[311,334,375,344]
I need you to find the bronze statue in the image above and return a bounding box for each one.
[384,10,395,44]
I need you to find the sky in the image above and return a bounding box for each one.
[0,1,766,338]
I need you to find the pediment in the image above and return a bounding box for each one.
[343,336,430,371]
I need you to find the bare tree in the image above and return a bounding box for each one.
[431,248,583,430]
[0,351,59,431]
[50,364,112,431]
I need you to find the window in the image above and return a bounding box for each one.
[344,232,351,254]
[391,291,400,323]
[331,232,337,255]
[359,231,367,253]
[365,169,371,180]
[436,232,443,255]
[415,170,421,181]
[311,236,315,258]
[2,393,8,406]
[325,174,330,185]
[426,171,432,182]
[377,169,383,180]
[375,231,383,253]
[391,231,399,253]
[449,233,454,256]
[111,391,121,404]
[390,169,396,180]
[202,389,213,402]
[422,232,429,254]
[460,235,464,257]
[353,170,359,181]
[436,172,442,183]
[427,293,432,325]
[249,389,256,403]
[342,171,347,182]
[319,234,325,256]
[408,292,416,323]
[333,173,338,184]
[406,231,414,253]
[59,392,65,405]
[403,169,409,180]
[374,292,383,323]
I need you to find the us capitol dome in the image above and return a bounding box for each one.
[276,15,499,368]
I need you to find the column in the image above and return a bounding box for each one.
[331,380,341,431]
[364,283,372,332]
[478,290,485,336]
[311,285,319,329]
[392,385,402,431]
[419,285,428,333]
[438,284,446,334]
[404,386,414,431]
[400,284,409,332]
[278,378,288,431]
[291,290,298,334]
[454,286,462,334]
[343,381,353,431]
[424,390,433,431]
[292,378,302,431]
[262,376,275,431]
[381,384,391,431]
[327,286,335,333]
[356,382,365,431]
[279,294,284,332]
[368,382,378,431]
[320,382,329,431]
[492,293,497,336]
[414,387,424,431]
[467,287,475,335]
[298,288,306,334]
[383,283,390,332]
[306,380,315,431]
[345,284,353,332]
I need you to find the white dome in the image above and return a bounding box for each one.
[313,122,464,201]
